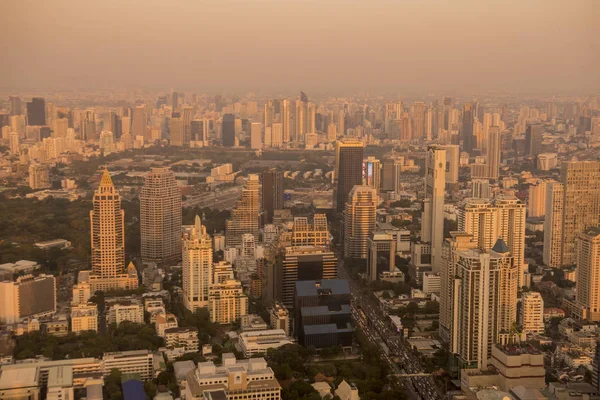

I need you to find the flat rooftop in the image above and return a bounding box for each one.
[0,366,39,389]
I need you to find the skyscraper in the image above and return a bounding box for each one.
[9,96,21,116]
[87,170,138,292]
[411,102,426,140]
[440,145,459,189]
[26,97,46,126]
[543,161,600,267]
[421,146,446,272]
[334,140,364,213]
[169,112,184,146]
[525,123,543,156]
[362,156,381,191]
[281,99,290,142]
[575,227,600,322]
[261,169,284,225]
[250,122,262,149]
[222,113,235,147]
[343,185,377,259]
[131,105,147,140]
[140,168,182,265]
[462,102,474,154]
[182,216,214,312]
[487,126,501,180]
[226,174,260,247]
[520,291,544,334]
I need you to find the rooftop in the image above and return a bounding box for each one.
[295,279,350,297]
[0,366,39,389]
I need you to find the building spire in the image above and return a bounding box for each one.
[99,168,114,188]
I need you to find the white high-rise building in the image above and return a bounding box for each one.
[575,227,600,322]
[183,216,214,312]
[440,145,459,187]
[520,292,544,334]
[422,146,446,272]
[344,185,377,259]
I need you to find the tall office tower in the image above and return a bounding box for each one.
[169,113,184,146]
[271,122,282,148]
[367,231,396,281]
[226,174,260,247]
[459,196,527,287]
[190,119,206,143]
[171,91,180,110]
[131,105,147,141]
[327,122,337,141]
[362,156,381,191]
[140,168,182,265]
[439,232,477,347]
[91,169,125,278]
[384,102,402,133]
[26,97,46,126]
[421,146,446,272]
[520,291,545,334]
[486,126,501,180]
[461,103,475,154]
[337,111,345,137]
[250,122,262,149]
[280,247,338,308]
[81,110,97,141]
[261,169,284,224]
[222,113,235,147]
[525,123,543,156]
[9,96,21,116]
[443,97,453,130]
[182,106,194,145]
[264,101,274,128]
[9,132,19,154]
[294,99,305,142]
[121,115,131,135]
[381,157,402,193]
[281,99,290,142]
[334,140,364,212]
[575,227,600,322]
[453,240,517,369]
[182,216,213,312]
[411,102,426,139]
[52,118,68,138]
[343,185,377,259]
[440,145,459,189]
[543,181,564,267]
[544,161,600,267]
[528,181,547,218]
[28,163,50,189]
[306,102,316,135]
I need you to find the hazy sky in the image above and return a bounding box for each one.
[2,0,599,94]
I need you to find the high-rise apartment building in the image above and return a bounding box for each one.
[411,102,426,140]
[343,185,377,259]
[182,216,213,312]
[421,146,446,272]
[334,140,364,213]
[462,103,475,154]
[140,168,182,265]
[26,97,46,126]
[290,214,329,247]
[222,113,235,147]
[520,291,544,334]
[452,240,517,369]
[528,181,547,218]
[362,156,381,191]
[441,145,459,188]
[28,163,50,189]
[208,279,248,324]
[226,174,260,247]
[169,112,185,146]
[575,227,600,322]
[250,122,262,149]
[261,169,284,224]
[458,196,527,286]
[87,170,138,292]
[487,126,501,180]
[543,161,600,267]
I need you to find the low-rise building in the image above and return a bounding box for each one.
[240,314,269,332]
[105,297,144,326]
[46,318,69,337]
[490,344,546,391]
[268,302,290,336]
[71,303,98,333]
[185,353,281,399]
[156,313,178,338]
[164,327,199,354]
[102,350,155,381]
[239,329,294,357]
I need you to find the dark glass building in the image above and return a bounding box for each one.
[262,169,284,224]
[222,113,235,147]
[335,140,364,212]
[27,97,46,126]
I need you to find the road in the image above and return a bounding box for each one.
[183,186,242,209]
[339,261,442,400]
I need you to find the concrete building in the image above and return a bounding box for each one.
[102,350,155,381]
[366,231,396,282]
[335,139,364,213]
[440,144,460,188]
[519,292,544,334]
[239,329,293,357]
[182,216,213,312]
[268,302,291,336]
[155,313,179,337]
[537,153,558,171]
[0,366,41,399]
[421,146,446,273]
[105,297,144,325]
[226,175,260,247]
[88,170,138,292]
[527,181,547,218]
[70,303,98,333]
[164,327,199,354]
[71,282,92,305]
[544,161,600,267]
[280,246,337,308]
[28,163,50,190]
[362,156,381,191]
[576,227,600,322]
[344,185,377,259]
[0,274,56,324]
[490,344,546,391]
[250,122,262,149]
[208,279,248,324]
[291,214,329,247]
[185,354,281,400]
[140,168,182,265]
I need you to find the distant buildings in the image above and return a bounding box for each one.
[140,168,182,265]
[261,169,284,225]
[26,97,46,126]
[225,174,260,247]
[28,163,50,189]
[335,140,364,213]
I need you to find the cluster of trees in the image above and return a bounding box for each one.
[14,322,163,360]
[182,206,230,234]
[171,303,218,344]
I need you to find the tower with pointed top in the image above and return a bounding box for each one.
[87,169,138,292]
[182,215,214,312]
